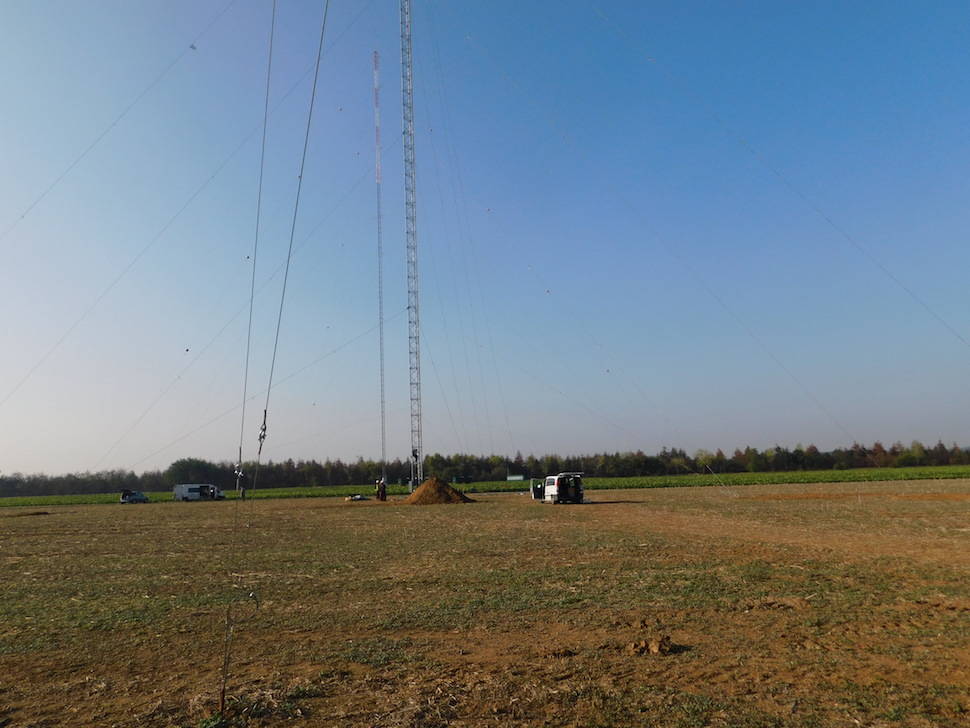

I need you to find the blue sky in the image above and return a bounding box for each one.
[2,0,970,475]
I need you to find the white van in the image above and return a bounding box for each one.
[531,472,585,504]
[173,483,225,501]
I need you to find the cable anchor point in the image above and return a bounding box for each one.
[257,410,267,446]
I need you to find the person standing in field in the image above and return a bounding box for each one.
[375,478,387,501]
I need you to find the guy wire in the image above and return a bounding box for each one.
[219,2,331,713]
[236,0,278,498]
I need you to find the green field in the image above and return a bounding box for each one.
[0,484,412,508]
[4,464,970,508]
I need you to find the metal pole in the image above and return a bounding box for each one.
[373,51,388,488]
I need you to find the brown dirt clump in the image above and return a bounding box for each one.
[403,476,475,505]
[626,635,672,656]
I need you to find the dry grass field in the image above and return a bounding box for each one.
[3,479,969,727]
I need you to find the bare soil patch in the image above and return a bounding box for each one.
[2,479,969,727]
[749,491,970,502]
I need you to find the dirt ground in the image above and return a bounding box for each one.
[2,479,969,727]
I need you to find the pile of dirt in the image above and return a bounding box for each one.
[403,477,474,505]
[626,635,672,656]
[626,618,674,656]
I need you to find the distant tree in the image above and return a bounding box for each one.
[694,449,714,472]
[737,446,765,472]
[327,459,349,485]
[929,441,949,466]
[541,454,561,476]
[803,444,827,469]
[870,442,892,468]
[562,454,585,473]
[164,458,229,488]
[140,470,166,491]
[896,440,926,467]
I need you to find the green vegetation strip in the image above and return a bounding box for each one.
[2,464,970,508]
[0,484,410,508]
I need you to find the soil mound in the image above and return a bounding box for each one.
[626,635,672,656]
[403,477,474,505]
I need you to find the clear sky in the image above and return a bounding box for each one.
[2,0,970,475]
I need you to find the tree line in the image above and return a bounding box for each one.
[2,440,968,498]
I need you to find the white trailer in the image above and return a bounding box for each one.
[173,483,225,501]
[530,472,585,504]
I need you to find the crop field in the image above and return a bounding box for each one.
[2,479,969,727]
[5,464,970,508]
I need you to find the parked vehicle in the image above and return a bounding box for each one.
[120,489,149,504]
[173,483,225,501]
[530,472,585,504]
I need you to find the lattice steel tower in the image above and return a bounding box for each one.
[400,0,423,487]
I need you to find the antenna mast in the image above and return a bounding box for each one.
[372,51,388,486]
[400,0,423,488]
